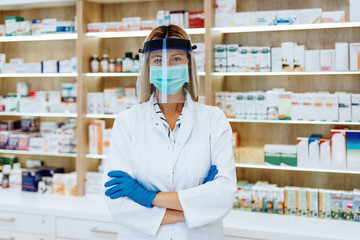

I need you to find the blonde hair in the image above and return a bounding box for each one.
[137,25,199,103]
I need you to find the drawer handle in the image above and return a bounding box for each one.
[0,218,15,222]
[90,227,117,235]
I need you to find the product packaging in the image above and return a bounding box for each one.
[350,0,360,22]
[314,93,326,121]
[188,11,205,28]
[305,50,321,72]
[307,188,319,218]
[273,187,285,214]
[308,134,322,168]
[238,47,250,72]
[331,129,347,170]
[104,87,122,114]
[52,173,65,195]
[296,188,307,217]
[349,43,360,71]
[266,89,282,120]
[249,47,260,72]
[85,172,103,194]
[281,42,295,72]
[87,22,104,32]
[140,20,157,30]
[290,93,303,120]
[41,18,57,34]
[227,44,239,72]
[193,42,205,72]
[41,60,58,73]
[297,137,309,167]
[277,10,297,25]
[169,10,188,28]
[280,145,297,167]
[321,11,345,23]
[256,92,267,120]
[337,92,352,122]
[245,92,256,119]
[225,92,236,118]
[271,47,282,72]
[352,94,360,122]
[256,11,277,26]
[87,92,104,114]
[297,8,322,24]
[29,137,45,152]
[264,144,281,166]
[285,187,296,215]
[89,120,105,155]
[278,92,292,120]
[294,45,305,72]
[31,19,41,35]
[0,54,5,73]
[56,21,73,33]
[214,45,227,72]
[0,25,5,36]
[102,128,111,155]
[5,16,24,36]
[324,94,339,122]
[235,12,256,26]
[64,173,77,196]
[16,21,31,36]
[319,189,331,219]
[234,92,246,119]
[320,49,336,71]
[331,190,343,220]
[354,192,360,222]
[215,92,226,111]
[122,17,141,31]
[260,47,271,72]
[61,83,77,102]
[302,93,315,121]
[335,43,349,71]
[341,191,354,221]
[319,138,332,169]
[346,130,360,171]
[0,120,21,131]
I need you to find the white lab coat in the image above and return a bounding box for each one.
[102,93,237,240]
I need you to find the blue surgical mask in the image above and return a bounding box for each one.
[150,64,189,95]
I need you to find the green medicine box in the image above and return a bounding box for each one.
[5,16,24,36]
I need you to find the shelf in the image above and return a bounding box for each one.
[228,119,360,125]
[86,154,107,159]
[212,22,360,33]
[0,0,75,10]
[212,71,360,76]
[85,28,205,38]
[224,211,359,240]
[85,71,205,77]
[0,149,77,158]
[0,112,77,117]
[85,114,117,119]
[0,73,78,78]
[235,163,360,174]
[0,33,78,42]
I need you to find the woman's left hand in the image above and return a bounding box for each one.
[104,171,158,208]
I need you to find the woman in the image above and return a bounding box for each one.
[102,25,236,239]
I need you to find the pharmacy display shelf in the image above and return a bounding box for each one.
[235,163,360,175]
[0,73,78,78]
[85,114,117,119]
[0,33,78,42]
[86,154,107,159]
[0,112,77,117]
[224,211,359,240]
[212,71,360,77]
[0,149,77,158]
[212,22,360,34]
[85,71,205,77]
[85,28,205,38]
[228,119,360,125]
[0,0,75,10]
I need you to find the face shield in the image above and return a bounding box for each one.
[137,38,197,104]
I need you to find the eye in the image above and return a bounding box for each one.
[153,58,162,64]
[172,56,184,64]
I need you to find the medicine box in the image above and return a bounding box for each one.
[215,92,226,111]
[320,50,336,71]
[352,94,360,122]
[302,93,315,121]
[188,11,204,28]
[349,43,360,71]
[32,19,41,35]
[308,134,322,168]
[285,187,296,215]
[122,17,141,31]
[103,22,121,32]
[281,42,295,72]
[249,47,260,72]
[215,58,227,72]
[331,129,347,170]
[41,60,58,73]
[335,43,349,71]
[225,92,236,118]
[227,44,239,72]
[238,47,250,72]
[350,0,360,22]
[273,187,284,214]
[215,0,236,14]
[260,47,271,72]
[264,144,281,166]
[61,83,77,102]
[346,130,360,171]
[291,93,303,120]
[41,18,57,34]
[89,120,105,155]
[266,90,280,120]
[319,189,331,219]
[319,138,331,169]
[278,92,292,120]
[85,172,103,195]
[297,8,322,24]
[324,94,339,122]
[5,16,24,36]
[87,22,105,32]
[256,11,277,26]
[87,92,104,114]
[245,92,256,119]
[141,20,157,30]
[307,189,319,218]
[0,54,5,73]
[56,21,74,33]
[234,92,246,119]
[354,192,360,222]
[256,92,267,120]
[102,128,112,155]
[277,10,297,25]
[235,12,256,26]
[296,188,307,217]
[331,191,343,220]
[0,25,4,36]
[16,21,31,36]
[337,92,352,122]
[341,191,354,221]
[294,45,305,72]
[305,50,321,72]
[321,11,345,23]
[314,93,326,121]
[214,44,227,58]
[297,137,309,167]
[271,47,282,72]
[0,120,21,131]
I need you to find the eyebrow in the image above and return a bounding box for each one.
[150,52,186,59]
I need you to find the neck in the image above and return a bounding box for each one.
[156,90,185,114]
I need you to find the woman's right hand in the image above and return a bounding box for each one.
[203,165,218,184]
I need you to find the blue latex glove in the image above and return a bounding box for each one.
[203,165,218,184]
[104,171,157,208]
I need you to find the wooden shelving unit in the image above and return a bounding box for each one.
[0,0,359,238]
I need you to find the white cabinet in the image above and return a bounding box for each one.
[0,211,50,236]
[56,217,118,240]
[0,229,49,240]
[225,236,261,240]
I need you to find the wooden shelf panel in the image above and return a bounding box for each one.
[212,71,360,76]
[0,149,76,157]
[86,154,107,159]
[0,112,77,117]
[0,73,77,78]
[0,34,78,42]
[212,22,360,34]
[85,72,205,77]
[85,114,117,119]
[0,0,75,10]
[228,119,360,125]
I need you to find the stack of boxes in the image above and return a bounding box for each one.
[88,120,111,156]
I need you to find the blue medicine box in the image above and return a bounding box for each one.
[22,167,64,192]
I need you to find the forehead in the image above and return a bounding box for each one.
[149,49,187,57]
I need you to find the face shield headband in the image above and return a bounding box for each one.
[139,38,197,54]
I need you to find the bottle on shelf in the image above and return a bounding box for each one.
[115,58,123,72]
[100,54,109,72]
[109,58,115,73]
[90,54,100,73]
[1,165,11,188]
[123,52,133,73]
[133,54,140,73]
